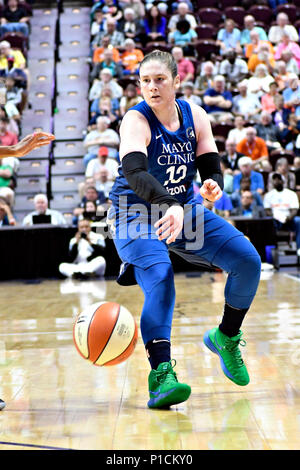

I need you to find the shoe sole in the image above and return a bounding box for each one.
[0,400,6,411]
[148,384,191,409]
[203,331,249,386]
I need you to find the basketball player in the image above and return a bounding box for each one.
[0,130,55,411]
[108,51,261,409]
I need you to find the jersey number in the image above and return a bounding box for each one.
[163,165,187,186]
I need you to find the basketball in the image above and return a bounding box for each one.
[73,302,138,366]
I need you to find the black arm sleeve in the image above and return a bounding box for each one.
[122,151,181,206]
[195,152,224,190]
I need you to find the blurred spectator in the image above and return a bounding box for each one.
[0,196,16,226]
[121,38,144,75]
[0,155,14,206]
[168,2,197,32]
[236,127,269,166]
[232,156,265,207]
[0,116,18,146]
[274,60,293,91]
[59,218,106,279]
[280,49,299,76]
[216,19,242,56]
[274,29,300,70]
[227,115,248,145]
[240,15,268,47]
[80,200,104,222]
[261,81,279,113]
[22,194,66,226]
[119,83,143,117]
[90,7,106,39]
[247,43,275,74]
[0,0,31,37]
[194,61,215,97]
[247,64,275,97]
[98,0,123,24]
[89,67,123,101]
[282,74,300,118]
[143,5,167,44]
[245,30,274,60]
[264,172,300,256]
[85,145,119,185]
[168,19,197,55]
[255,111,282,152]
[219,49,248,88]
[90,48,123,84]
[4,75,23,109]
[221,139,244,172]
[203,75,233,124]
[73,184,107,221]
[268,12,299,45]
[93,17,125,48]
[180,82,201,106]
[92,36,121,64]
[121,0,145,19]
[89,95,119,126]
[271,93,292,128]
[83,115,120,167]
[267,157,296,191]
[278,113,300,152]
[232,80,261,122]
[91,166,115,196]
[171,46,194,84]
[0,105,19,135]
[0,40,26,71]
[117,7,144,42]
[231,190,266,218]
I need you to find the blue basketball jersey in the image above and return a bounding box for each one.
[109,99,197,207]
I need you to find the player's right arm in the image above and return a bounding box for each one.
[119,110,184,244]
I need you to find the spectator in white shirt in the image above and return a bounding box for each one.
[268,12,299,45]
[85,145,119,184]
[83,115,120,167]
[22,194,67,226]
[168,2,196,32]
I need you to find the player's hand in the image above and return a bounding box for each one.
[15,132,55,157]
[154,205,184,245]
[200,179,222,202]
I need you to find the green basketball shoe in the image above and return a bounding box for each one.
[203,327,250,386]
[147,360,191,409]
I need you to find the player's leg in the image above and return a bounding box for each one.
[111,209,191,408]
[171,205,261,386]
[203,233,261,386]
[134,262,191,408]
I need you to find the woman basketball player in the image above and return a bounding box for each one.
[108,51,261,409]
[0,130,55,411]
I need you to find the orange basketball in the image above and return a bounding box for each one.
[73,302,138,366]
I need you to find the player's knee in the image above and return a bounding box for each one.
[236,251,261,284]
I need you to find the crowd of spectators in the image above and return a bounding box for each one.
[3,0,300,275]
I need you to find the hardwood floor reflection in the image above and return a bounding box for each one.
[0,270,300,450]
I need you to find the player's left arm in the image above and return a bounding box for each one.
[190,103,223,202]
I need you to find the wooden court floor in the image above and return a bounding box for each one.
[0,269,300,450]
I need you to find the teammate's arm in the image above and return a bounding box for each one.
[120,111,184,244]
[0,132,55,158]
[190,104,223,202]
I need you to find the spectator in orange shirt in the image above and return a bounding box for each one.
[121,38,144,75]
[245,30,274,60]
[236,127,269,168]
[247,43,275,74]
[93,36,120,64]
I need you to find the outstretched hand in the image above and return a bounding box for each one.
[199,179,222,202]
[15,132,55,157]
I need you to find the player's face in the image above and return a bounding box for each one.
[139,60,180,109]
